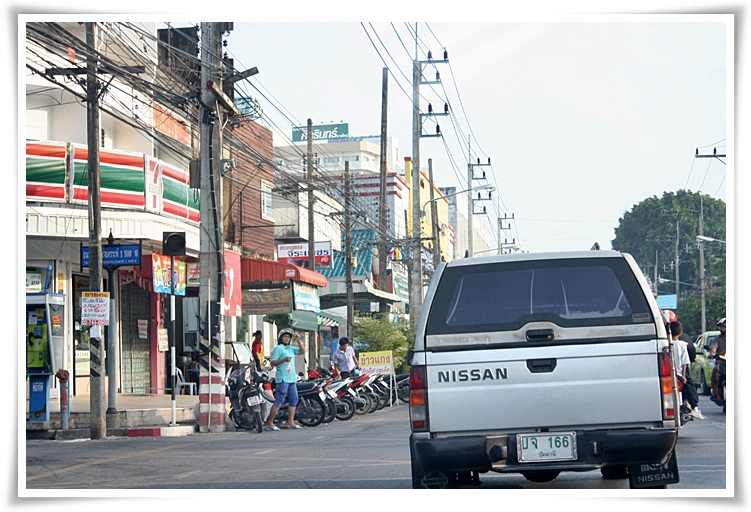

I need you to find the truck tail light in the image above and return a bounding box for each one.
[409,365,428,431]
[659,352,676,420]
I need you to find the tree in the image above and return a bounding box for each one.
[612,190,726,337]
[353,316,411,372]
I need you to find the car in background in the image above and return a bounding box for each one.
[688,330,720,395]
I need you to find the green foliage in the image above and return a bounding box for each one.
[611,190,727,337]
[353,315,412,373]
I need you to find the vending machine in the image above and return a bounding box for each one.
[26,293,66,422]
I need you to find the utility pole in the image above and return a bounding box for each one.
[378,67,389,314]
[410,31,448,323]
[198,22,226,433]
[428,159,441,269]
[699,196,706,334]
[344,161,354,340]
[675,220,680,308]
[306,119,317,365]
[467,156,491,257]
[411,55,423,323]
[86,21,106,440]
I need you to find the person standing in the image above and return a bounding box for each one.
[671,320,703,419]
[251,330,264,371]
[263,328,304,430]
[331,337,359,378]
[710,317,727,406]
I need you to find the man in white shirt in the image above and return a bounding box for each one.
[331,337,359,378]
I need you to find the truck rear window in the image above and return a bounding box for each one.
[426,257,653,335]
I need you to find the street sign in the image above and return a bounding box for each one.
[81,245,141,268]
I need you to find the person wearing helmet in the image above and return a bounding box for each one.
[263,328,304,430]
[710,317,727,406]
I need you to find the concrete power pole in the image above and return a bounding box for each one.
[86,21,106,440]
[410,56,423,323]
[344,162,354,340]
[198,22,225,433]
[378,67,389,313]
[428,159,441,269]
[306,118,317,365]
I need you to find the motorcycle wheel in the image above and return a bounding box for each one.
[335,395,356,421]
[375,391,387,410]
[398,382,410,404]
[367,392,379,413]
[297,396,325,427]
[354,392,372,415]
[322,398,336,424]
[253,409,263,433]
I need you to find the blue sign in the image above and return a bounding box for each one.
[81,245,141,268]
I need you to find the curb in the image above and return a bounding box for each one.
[26,424,197,440]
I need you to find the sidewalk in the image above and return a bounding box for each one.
[25,390,203,440]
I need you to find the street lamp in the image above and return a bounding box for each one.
[696,235,726,244]
[421,183,495,215]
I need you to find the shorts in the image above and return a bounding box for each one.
[273,381,299,408]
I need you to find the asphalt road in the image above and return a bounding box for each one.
[24,398,728,494]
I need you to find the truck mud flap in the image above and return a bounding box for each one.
[628,448,679,488]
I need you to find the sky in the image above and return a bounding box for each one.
[214,16,728,253]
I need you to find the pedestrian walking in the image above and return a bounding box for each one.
[263,328,304,431]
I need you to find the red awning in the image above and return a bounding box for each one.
[240,257,327,288]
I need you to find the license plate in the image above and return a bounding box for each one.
[517,432,577,462]
[247,394,262,407]
[326,389,337,399]
[318,391,326,401]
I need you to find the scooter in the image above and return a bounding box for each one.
[227,365,264,433]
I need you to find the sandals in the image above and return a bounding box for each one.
[287,424,302,430]
[264,425,280,431]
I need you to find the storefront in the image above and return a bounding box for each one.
[240,257,327,370]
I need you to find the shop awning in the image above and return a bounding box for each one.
[319,278,401,309]
[318,310,347,327]
[241,257,327,289]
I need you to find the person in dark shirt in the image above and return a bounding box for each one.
[710,317,727,405]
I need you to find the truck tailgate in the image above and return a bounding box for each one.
[424,339,664,433]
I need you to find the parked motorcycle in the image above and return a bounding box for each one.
[256,370,327,427]
[310,367,360,421]
[227,366,264,433]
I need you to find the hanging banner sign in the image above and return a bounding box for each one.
[242,288,293,315]
[152,253,186,295]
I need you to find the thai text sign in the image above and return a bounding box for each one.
[81,245,141,268]
[359,350,393,375]
[277,241,332,269]
[292,123,349,142]
[81,292,110,326]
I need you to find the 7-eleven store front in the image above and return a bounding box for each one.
[25,140,201,397]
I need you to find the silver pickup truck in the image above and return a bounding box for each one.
[408,250,680,489]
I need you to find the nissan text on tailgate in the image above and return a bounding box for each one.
[409,250,680,489]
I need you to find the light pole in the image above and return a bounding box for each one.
[421,184,495,262]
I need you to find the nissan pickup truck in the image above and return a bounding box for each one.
[408,250,680,488]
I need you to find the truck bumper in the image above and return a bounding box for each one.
[410,428,678,474]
